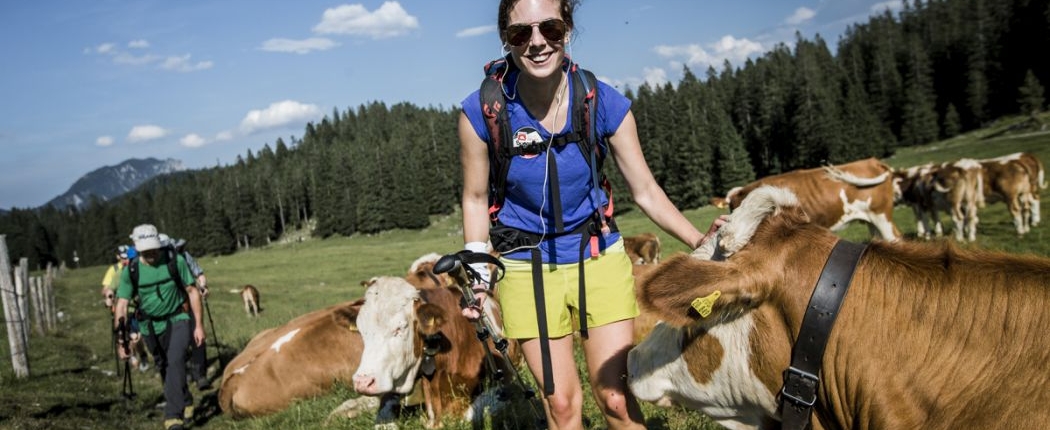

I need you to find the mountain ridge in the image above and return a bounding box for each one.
[44,157,185,210]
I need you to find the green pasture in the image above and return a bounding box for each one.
[0,118,1047,430]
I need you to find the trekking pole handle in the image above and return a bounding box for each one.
[115,316,131,356]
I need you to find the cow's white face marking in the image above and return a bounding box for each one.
[353,277,421,395]
[628,318,777,429]
[270,328,301,353]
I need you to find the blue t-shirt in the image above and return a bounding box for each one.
[461,66,632,264]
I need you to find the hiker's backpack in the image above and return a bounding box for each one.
[127,247,188,314]
[478,54,614,227]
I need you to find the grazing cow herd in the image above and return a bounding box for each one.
[893,152,1044,241]
[212,151,1045,428]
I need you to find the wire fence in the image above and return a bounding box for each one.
[1,235,60,381]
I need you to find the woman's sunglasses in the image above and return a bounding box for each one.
[504,18,568,47]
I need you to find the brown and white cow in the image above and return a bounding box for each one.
[893,162,941,238]
[976,155,1033,236]
[350,276,518,428]
[405,252,454,289]
[240,284,260,317]
[725,158,900,241]
[623,233,662,265]
[627,185,1050,429]
[219,299,365,418]
[981,152,1044,228]
[894,159,983,242]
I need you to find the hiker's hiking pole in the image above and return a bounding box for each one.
[115,316,136,400]
[203,296,220,349]
[111,317,120,376]
[433,251,544,424]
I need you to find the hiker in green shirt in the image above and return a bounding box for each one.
[113,224,205,430]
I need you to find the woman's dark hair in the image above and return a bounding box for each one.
[497,0,578,43]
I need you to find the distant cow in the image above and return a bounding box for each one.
[240,285,260,317]
[219,299,365,418]
[725,157,901,241]
[623,233,662,265]
[627,185,1050,429]
[976,155,1033,236]
[350,276,518,428]
[981,152,1044,228]
[894,159,983,241]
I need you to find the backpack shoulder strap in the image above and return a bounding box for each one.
[479,55,516,222]
[166,248,185,290]
[129,257,139,296]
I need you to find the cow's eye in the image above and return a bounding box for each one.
[393,327,402,337]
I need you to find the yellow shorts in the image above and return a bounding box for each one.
[496,238,639,339]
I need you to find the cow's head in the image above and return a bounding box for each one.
[405,252,452,289]
[353,276,449,396]
[628,185,833,427]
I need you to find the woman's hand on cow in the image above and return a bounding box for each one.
[697,214,729,248]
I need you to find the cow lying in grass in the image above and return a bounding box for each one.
[346,275,520,428]
[218,299,365,418]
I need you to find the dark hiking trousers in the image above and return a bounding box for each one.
[188,319,207,384]
[144,319,193,421]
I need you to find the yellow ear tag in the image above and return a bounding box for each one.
[690,291,721,318]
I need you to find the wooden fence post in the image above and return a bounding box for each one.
[29,276,44,336]
[46,264,57,332]
[0,235,30,378]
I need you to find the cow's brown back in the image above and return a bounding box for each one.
[219,299,364,418]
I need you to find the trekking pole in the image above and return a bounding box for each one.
[434,251,544,422]
[203,296,220,349]
[115,316,136,400]
[112,325,121,376]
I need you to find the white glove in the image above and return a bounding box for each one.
[465,242,491,290]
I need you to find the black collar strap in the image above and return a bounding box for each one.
[420,332,444,380]
[778,240,867,430]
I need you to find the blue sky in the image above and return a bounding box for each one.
[0,0,902,210]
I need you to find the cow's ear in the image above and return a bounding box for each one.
[334,299,367,332]
[416,303,447,336]
[637,254,762,327]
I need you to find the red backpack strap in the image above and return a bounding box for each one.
[479,55,517,222]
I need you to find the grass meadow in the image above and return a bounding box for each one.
[1,116,1047,430]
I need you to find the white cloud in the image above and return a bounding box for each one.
[239,100,322,135]
[456,25,496,38]
[127,125,168,143]
[180,133,206,148]
[215,131,234,141]
[313,1,419,39]
[785,7,816,25]
[113,52,159,66]
[160,54,213,72]
[870,1,903,14]
[643,67,669,88]
[96,136,114,147]
[655,35,764,69]
[260,37,339,54]
[87,40,211,72]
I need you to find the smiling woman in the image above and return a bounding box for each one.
[454,1,726,429]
